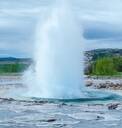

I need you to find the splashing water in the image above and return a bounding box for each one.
[24,1,86,99]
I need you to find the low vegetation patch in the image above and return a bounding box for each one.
[91,56,122,76]
[0,63,28,73]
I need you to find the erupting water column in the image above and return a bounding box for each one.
[25,1,86,99]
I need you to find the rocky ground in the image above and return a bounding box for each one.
[86,76,122,90]
[0,97,122,128]
[0,75,122,128]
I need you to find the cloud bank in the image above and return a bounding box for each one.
[0,0,121,57]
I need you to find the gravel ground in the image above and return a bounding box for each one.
[86,76,122,90]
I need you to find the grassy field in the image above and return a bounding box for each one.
[91,57,122,76]
[0,63,28,74]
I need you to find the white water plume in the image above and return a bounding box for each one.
[24,0,85,99]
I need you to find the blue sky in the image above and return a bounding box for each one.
[0,0,122,57]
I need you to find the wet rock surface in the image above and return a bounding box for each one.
[0,75,122,127]
[107,103,120,110]
[0,100,122,128]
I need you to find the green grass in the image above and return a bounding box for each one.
[0,63,28,74]
[89,73,122,78]
[91,56,122,76]
[115,72,122,77]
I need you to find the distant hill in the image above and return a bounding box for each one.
[0,57,31,61]
[0,57,32,64]
[0,48,121,63]
[85,48,122,62]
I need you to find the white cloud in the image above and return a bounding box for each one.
[0,0,121,57]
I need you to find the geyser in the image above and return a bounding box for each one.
[24,1,86,99]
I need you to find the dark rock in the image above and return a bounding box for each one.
[58,103,67,108]
[96,115,104,120]
[33,100,48,105]
[107,103,120,110]
[97,84,107,89]
[86,81,93,87]
[0,97,15,102]
[38,119,56,123]
[46,119,56,122]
